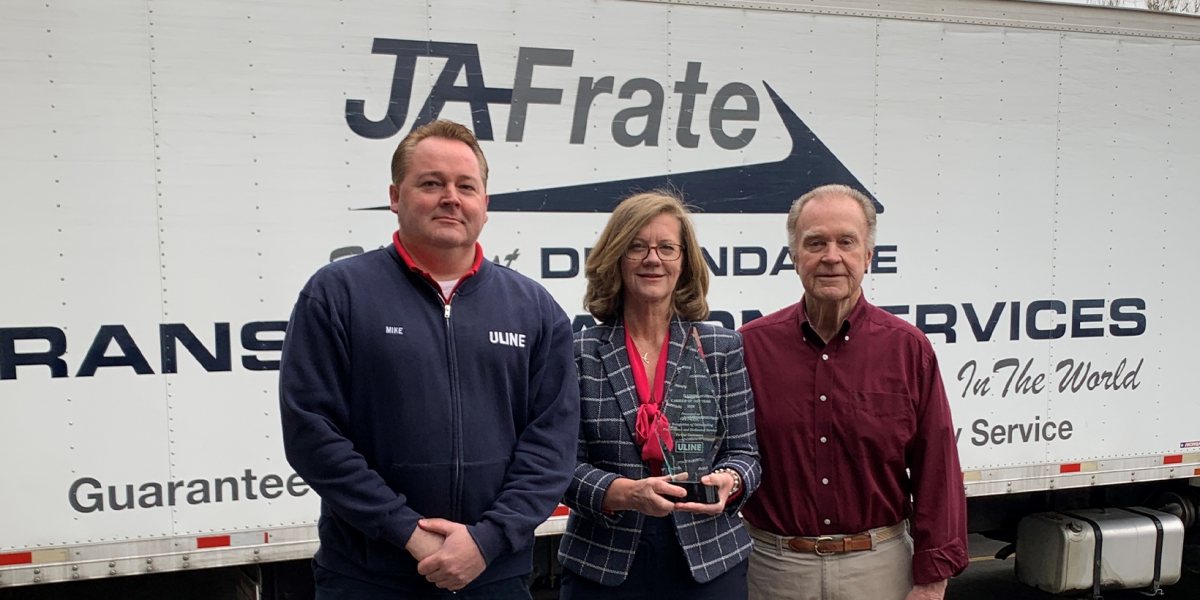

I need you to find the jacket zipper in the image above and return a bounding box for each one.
[419,280,464,522]
[441,296,464,522]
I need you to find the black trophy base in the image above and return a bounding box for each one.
[672,480,720,504]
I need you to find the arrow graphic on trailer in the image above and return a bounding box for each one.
[358,82,881,214]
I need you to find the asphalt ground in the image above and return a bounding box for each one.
[946,534,1200,599]
[4,534,1197,599]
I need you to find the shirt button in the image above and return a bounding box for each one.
[844,335,850,341]
[824,519,831,525]
[822,354,829,360]
[820,436,827,443]
[822,478,829,485]
[820,395,827,402]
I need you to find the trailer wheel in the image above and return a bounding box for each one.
[1152,490,1199,530]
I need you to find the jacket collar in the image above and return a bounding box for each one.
[385,236,493,299]
[392,231,485,300]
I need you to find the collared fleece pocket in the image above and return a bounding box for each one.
[387,463,455,520]
[386,458,512,524]
[459,457,512,523]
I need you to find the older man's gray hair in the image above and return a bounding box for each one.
[785,184,877,257]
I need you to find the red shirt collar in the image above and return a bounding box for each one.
[798,292,868,336]
[392,230,483,301]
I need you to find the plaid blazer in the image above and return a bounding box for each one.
[557,317,761,585]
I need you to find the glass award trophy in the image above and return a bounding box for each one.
[653,328,724,504]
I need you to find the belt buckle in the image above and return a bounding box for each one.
[813,535,835,556]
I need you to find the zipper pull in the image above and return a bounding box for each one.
[444,303,452,320]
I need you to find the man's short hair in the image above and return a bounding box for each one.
[390,120,489,188]
[786,184,877,256]
[584,191,710,323]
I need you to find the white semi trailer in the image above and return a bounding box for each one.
[2,0,1199,595]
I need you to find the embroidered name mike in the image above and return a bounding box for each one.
[385,326,404,335]
[489,331,527,348]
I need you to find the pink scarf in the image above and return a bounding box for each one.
[626,329,673,467]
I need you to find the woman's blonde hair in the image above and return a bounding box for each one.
[584,191,710,322]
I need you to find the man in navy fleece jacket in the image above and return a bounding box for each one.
[280,120,579,599]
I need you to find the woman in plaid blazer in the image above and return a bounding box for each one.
[557,191,761,600]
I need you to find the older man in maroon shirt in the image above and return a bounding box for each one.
[737,184,968,600]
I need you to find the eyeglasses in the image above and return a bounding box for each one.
[624,242,684,261]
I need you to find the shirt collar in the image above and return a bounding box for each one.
[798,292,869,345]
[392,230,483,294]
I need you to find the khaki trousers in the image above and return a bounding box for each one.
[745,522,915,600]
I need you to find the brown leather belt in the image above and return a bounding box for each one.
[746,521,907,556]
[787,534,874,555]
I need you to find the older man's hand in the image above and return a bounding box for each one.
[416,519,487,591]
[905,579,948,600]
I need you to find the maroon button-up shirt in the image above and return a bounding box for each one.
[738,294,968,585]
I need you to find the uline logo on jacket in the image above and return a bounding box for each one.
[489,331,527,348]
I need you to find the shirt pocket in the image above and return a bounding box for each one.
[846,391,916,462]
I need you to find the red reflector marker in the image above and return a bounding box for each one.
[0,552,33,566]
[196,535,232,549]
[1164,455,1184,465]
[1060,463,1082,473]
